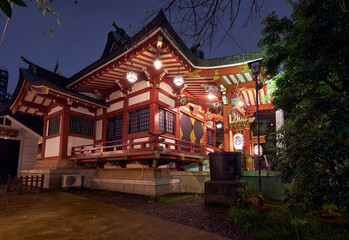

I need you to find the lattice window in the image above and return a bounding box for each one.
[159,108,174,135]
[48,117,60,136]
[107,114,123,141]
[206,128,214,146]
[129,107,149,134]
[69,116,94,136]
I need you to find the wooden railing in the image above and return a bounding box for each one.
[6,175,45,195]
[71,135,220,158]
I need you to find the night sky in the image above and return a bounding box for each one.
[0,0,292,94]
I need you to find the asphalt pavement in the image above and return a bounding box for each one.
[0,191,230,240]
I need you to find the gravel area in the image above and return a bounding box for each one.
[69,189,255,240]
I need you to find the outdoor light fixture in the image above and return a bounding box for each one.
[249,60,262,76]
[127,50,137,83]
[238,101,244,107]
[216,122,222,129]
[174,75,184,86]
[233,133,244,150]
[126,71,137,83]
[154,58,162,69]
[248,59,263,213]
[173,66,184,86]
[254,144,263,156]
[208,93,215,100]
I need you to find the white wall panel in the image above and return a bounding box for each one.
[128,81,150,94]
[206,121,213,128]
[97,108,103,116]
[45,136,60,157]
[159,82,173,95]
[96,120,102,141]
[109,90,123,102]
[67,136,94,156]
[160,138,176,150]
[132,137,149,149]
[128,92,150,106]
[48,106,62,115]
[70,106,95,116]
[107,100,124,113]
[159,93,175,107]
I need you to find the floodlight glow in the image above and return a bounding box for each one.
[207,93,215,100]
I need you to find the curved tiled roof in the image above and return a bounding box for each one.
[67,11,265,88]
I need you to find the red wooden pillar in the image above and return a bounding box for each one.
[203,123,207,145]
[149,79,159,135]
[223,104,232,151]
[213,121,217,148]
[175,110,180,139]
[243,128,251,155]
[59,106,70,159]
[122,101,129,143]
[149,102,158,134]
[41,115,48,160]
[101,108,108,142]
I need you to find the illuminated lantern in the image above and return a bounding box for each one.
[233,133,244,150]
[126,71,137,83]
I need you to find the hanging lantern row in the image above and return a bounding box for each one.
[126,55,184,86]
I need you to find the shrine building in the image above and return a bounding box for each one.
[9,11,274,193]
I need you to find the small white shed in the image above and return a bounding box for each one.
[0,111,41,181]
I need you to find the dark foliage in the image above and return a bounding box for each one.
[259,0,349,215]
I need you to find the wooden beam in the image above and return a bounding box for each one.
[21,100,48,113]
[245,103,274,114]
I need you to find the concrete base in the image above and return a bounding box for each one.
[171,171,210,193]
[20,169,97,189]
[204,180,246,206]
[34,158,84,169]
[97,168,164,179]
[85,170,210,196]
[87,178,180,196]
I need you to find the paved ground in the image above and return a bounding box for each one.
[0,192,230,240]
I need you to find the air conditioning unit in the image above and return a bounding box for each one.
[62,175,82,188]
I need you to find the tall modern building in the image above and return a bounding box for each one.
[0,66,8,104]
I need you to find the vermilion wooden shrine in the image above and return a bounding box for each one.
[9,11,273,171]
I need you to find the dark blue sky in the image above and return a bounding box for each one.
[0,0,292,94]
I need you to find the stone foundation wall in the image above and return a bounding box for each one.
[97,168,164,179]
[34,159,85,169]
[170,171,210,193]
[87,178,180,196]
[85,170,210,196]
[20,169,97,189]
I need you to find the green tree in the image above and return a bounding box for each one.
[0,0,77,38]
[259,0,349,215]
[0,0,27,18]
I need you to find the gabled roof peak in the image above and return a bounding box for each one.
[20,56,68,87]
